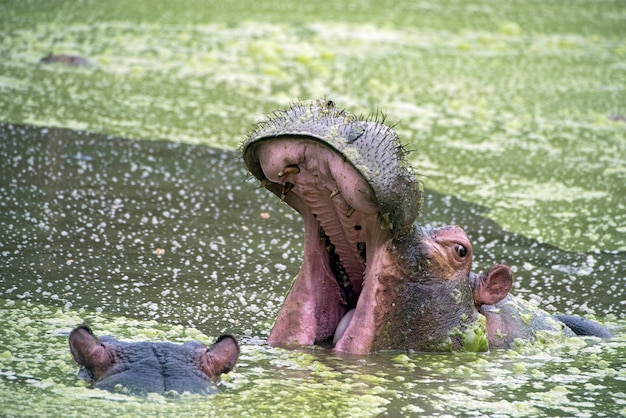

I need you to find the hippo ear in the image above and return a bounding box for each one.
[69,325,100,365]
[473,264,513,306]
[69,325,112,380]
[199,335,240,378]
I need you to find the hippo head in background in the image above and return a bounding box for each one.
[242,99,487,354]
[471,264,612,349]
[69,325,239,396]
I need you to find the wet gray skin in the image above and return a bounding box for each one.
[242,99,487,354]
[69,325,239,396]
[470,264,613,349]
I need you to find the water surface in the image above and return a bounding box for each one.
[1,0,624,252]
[0,124,624,417]
[1,0,625,416]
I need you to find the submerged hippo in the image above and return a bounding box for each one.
[471,264,612,348]
[69,325,239,396]
[40,52,90,67]
[243,99,487,354]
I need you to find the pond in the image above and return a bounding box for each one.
[0,0,624,416]
[0,123,624,417]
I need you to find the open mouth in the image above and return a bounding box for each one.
[242,100,422,353]
[249,138,388,345]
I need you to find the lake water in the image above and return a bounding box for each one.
[0,0,624,416]
[0,123,624,417]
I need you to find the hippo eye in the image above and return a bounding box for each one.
[455,244,468,258]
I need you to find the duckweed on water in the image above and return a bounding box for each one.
[1,0,625,252]
[1,296,624,417]
[1,1,625,416]
[459,314,489,352]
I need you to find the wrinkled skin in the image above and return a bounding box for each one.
[334,225,488,353]
[377,225,488,352]
[471,264,612,348]
[69,325,239,396]
[243,99,485,354]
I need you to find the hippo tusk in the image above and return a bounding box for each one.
[333,309,356,345]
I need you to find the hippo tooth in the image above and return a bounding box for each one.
[346,207,355,218]
[377,212,392,230]
[330,188,340,199]
[278,165,300,177]
[281,182,294,201]
[333,309,356,344]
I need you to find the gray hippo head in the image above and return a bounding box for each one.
[69,325,239,396]
[242,99,487,354]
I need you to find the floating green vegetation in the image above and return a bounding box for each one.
[0,298,625,417]
[0,1,625,416]
[460,314,489,352]
[0,0,624,252]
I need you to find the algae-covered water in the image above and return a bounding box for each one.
[1,125,624,417]
[0,1,625,416]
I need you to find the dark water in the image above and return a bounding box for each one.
[1,123,623,327]
[1,124,625,417]
[0,123,302,337]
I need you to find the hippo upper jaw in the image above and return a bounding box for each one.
[250,137,405,352]
[242,100,423,354]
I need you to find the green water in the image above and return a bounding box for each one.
[1,297,625,417]
[0,1,625,416]
[1,0,624,252]
[0,122,624,417]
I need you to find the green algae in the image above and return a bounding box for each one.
[0,1,625,416]
[1,0,624,252]
[1,297,624,417]
[460,314,489,353]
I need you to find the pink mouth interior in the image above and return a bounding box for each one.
[253,138,391,345]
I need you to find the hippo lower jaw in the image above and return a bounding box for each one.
[251,137,403,352]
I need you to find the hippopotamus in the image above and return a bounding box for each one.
[69,325,240,396]
[243,99,612,354]
[242,99,487,354]
[471,264,612,348]
[40,52,90,67]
